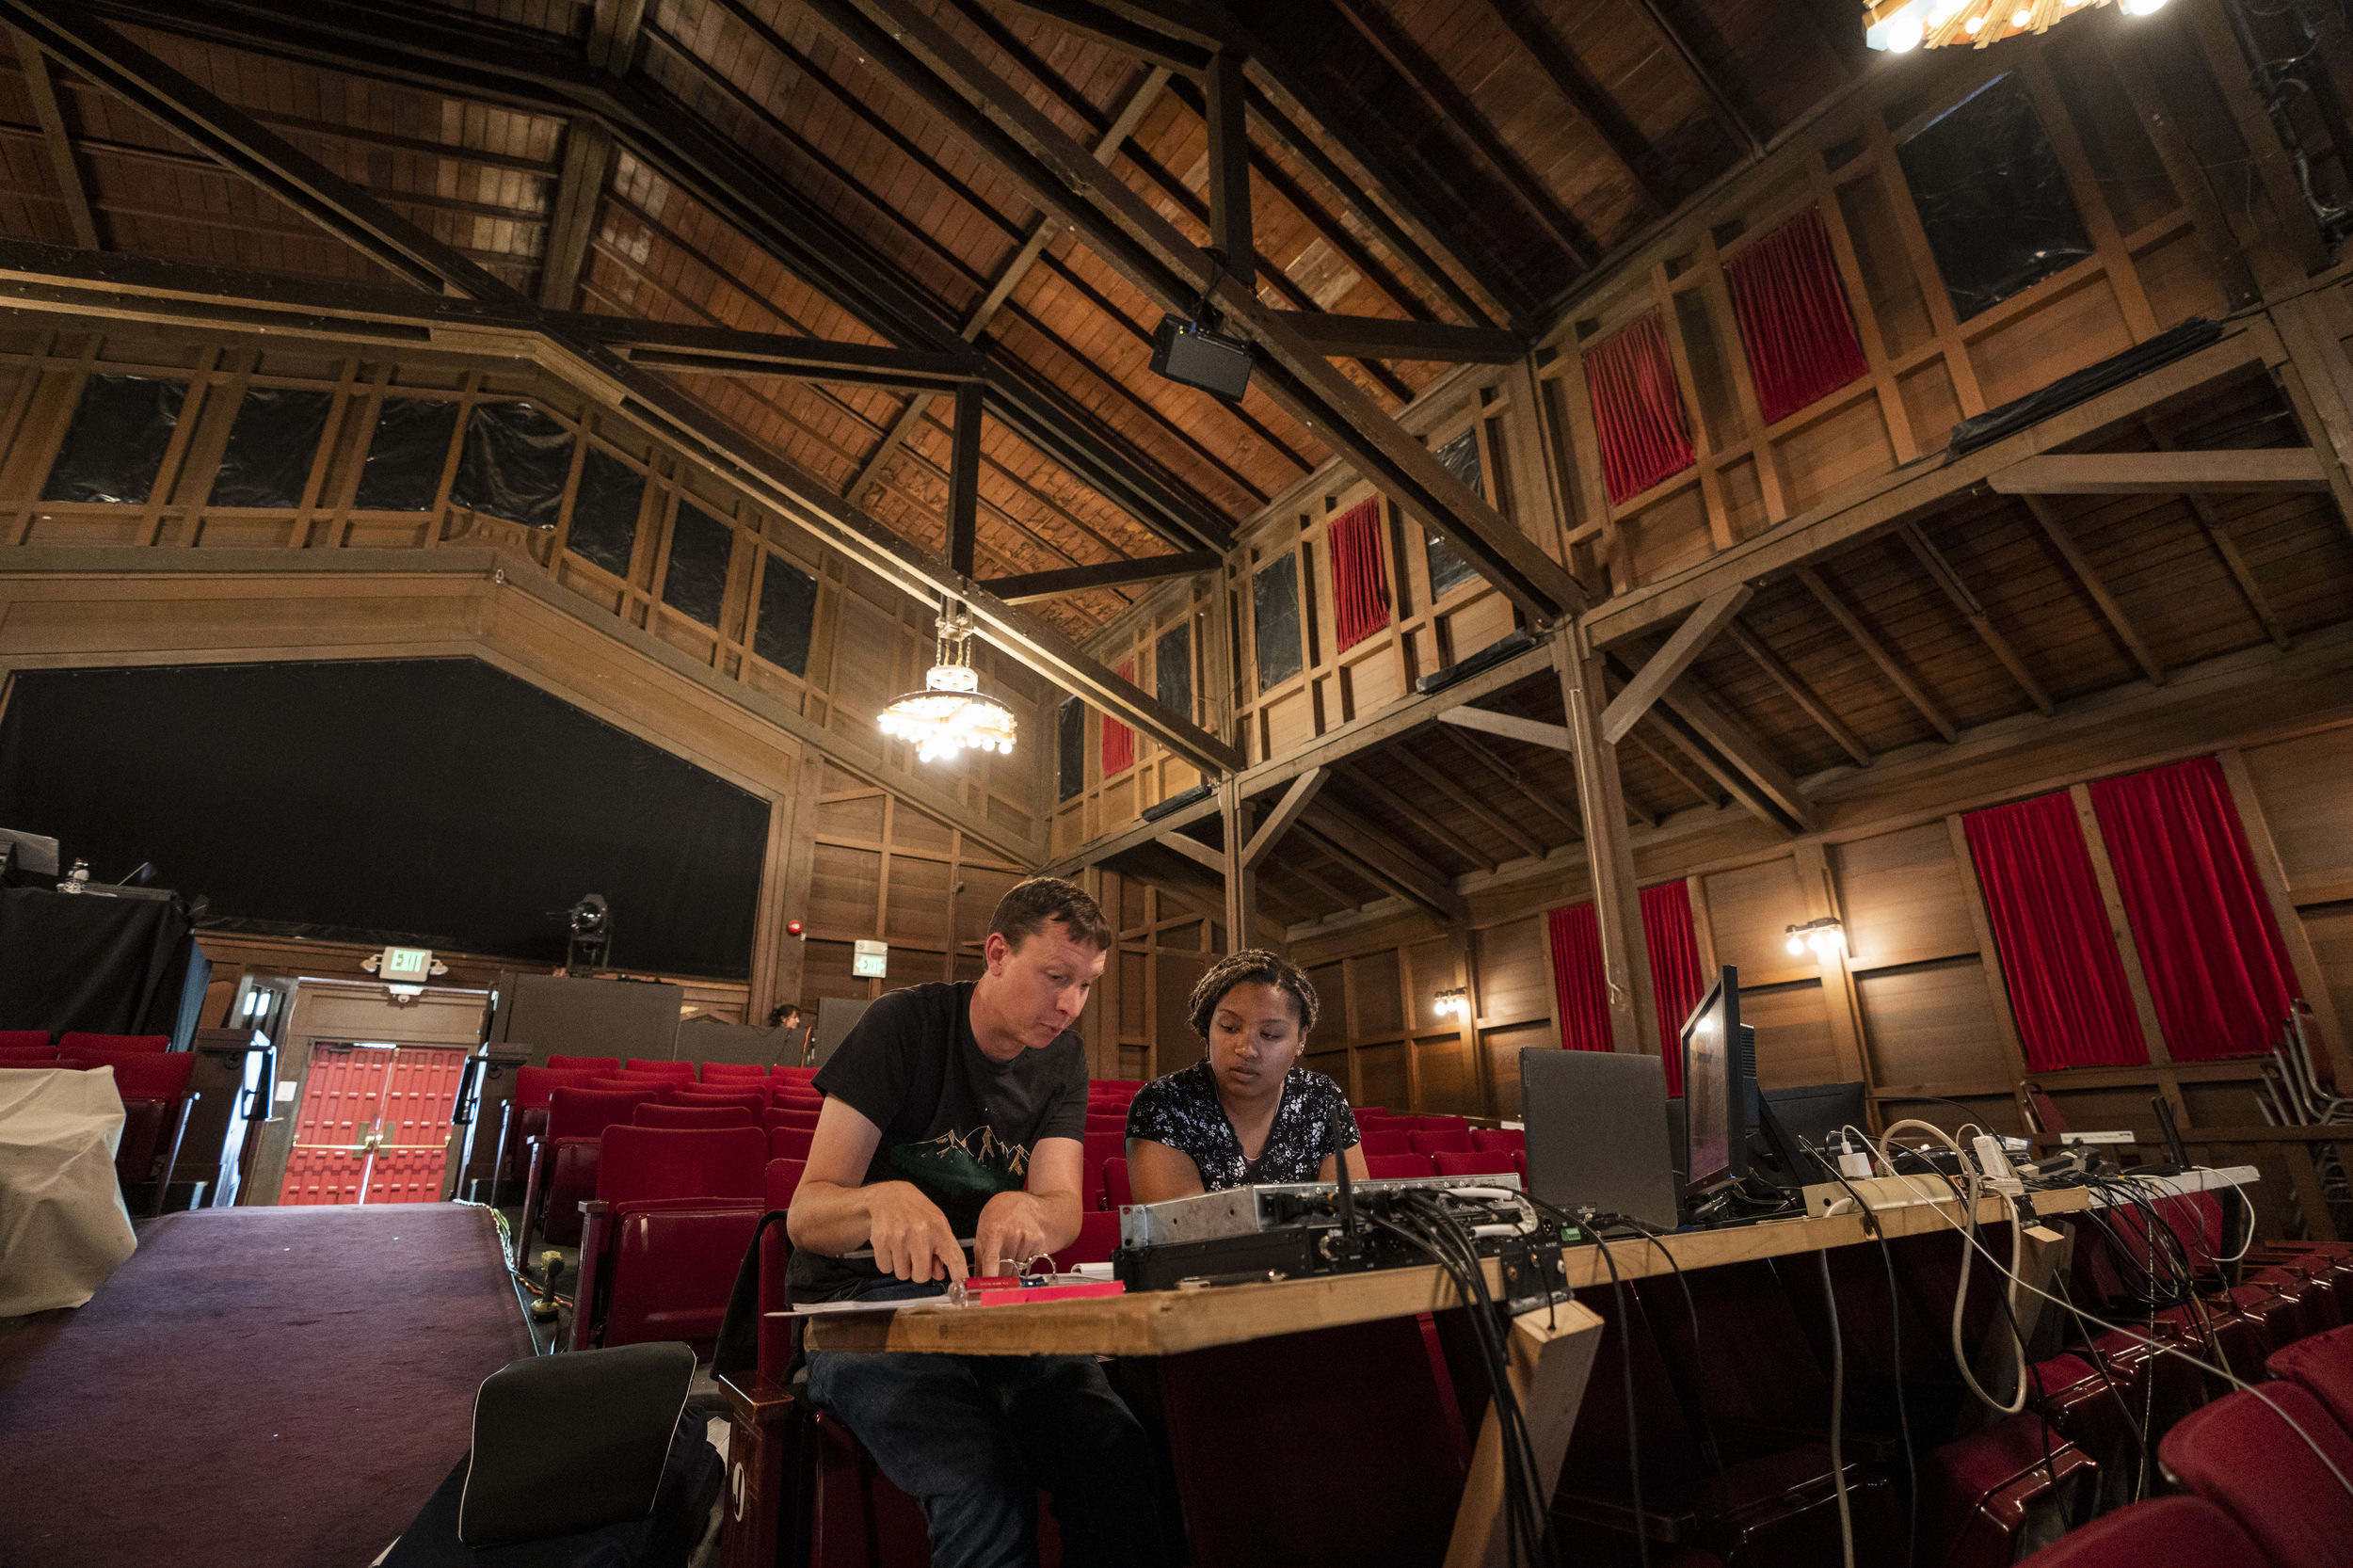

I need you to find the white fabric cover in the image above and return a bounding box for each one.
[0,1065,136,1313]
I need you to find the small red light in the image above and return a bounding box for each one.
[787,920,805,938]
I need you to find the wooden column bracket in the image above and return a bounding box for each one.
[1241,765,1327,871]
[948,380,984,581]
[1205,47,1253,290]
[1442,1298,1606,1568]
[1598,583,1753,745]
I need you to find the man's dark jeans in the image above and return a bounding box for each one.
[804,1286,1167,1568]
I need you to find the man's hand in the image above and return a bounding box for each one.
[973,1189,1058,1277]
[863,1181,968,1284]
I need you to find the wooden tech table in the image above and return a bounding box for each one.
[799,1169,2258,1568]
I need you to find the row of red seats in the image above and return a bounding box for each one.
[0,1034,193,1217]
[544,1054,823,1082]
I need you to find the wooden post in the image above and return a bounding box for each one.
[1555,631,1658,1056]
[767,755,826,1015]
[1220,776,1257,954]
[1443,1298,1607,1568]
[2217,747,2353,1090]
[2071,783,2170,1064]
[1794,840,1870,1087]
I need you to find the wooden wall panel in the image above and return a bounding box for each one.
[809,843,880,935]
[1856,957,2012,1091]
[1833,822,1977,969]
[1358,1041,1411,1112]
[2305,904,2353,1050]
[1481,1019,1549,1120]
[1700,858,1816,986]
[1417,1038,1478,1115]
[1474,917,1549,1032]
[2243,727,2353,896]
[1742,980,1839,1088]
[1349,950,1401,1038]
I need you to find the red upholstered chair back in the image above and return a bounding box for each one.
[1408,1129,1472,1157]
[765,1108,821,1133]
[2011,1496,2265,1568]
[1059,1210,1120,1268]
[774,1066,818,1084]
[61,1032,170,1054]
[589,1074,679,1094]
[759,1158,804,1376]
[1415,1114,1468,1134]
[697,1063,769,1080]
[1360,1130,1411,1158]
[1366,1153,1434,1179]
[773,1086,823,1105]
[770,1127,814,1160]
[71,1050,194,1102]
[2266,1323,2353,1432]
[624,1059,696,1080]
[1082,1131,1124,1172]
[634,1103,757,1129]
[516,1064,606,1109]
[0,1048,61,1065]
[2158,1383,2353,1568]
[547,1085,659,1142]
[1470,1128,1526,1153]
[671,1088,767,1115]
[546,1054,620,1072]
[768,1157,806,1208]
[1433,1150,1518,1179]
[0,1030,51,1050]
[1083,1115,1127,1134]
[596,1125,767,1206]
[1102,1158,1130,1208]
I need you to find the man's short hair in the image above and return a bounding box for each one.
[989,875,1113,953]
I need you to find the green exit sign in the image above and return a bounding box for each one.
[381,946,433,982]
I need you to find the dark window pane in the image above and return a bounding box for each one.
[1254,553,1303,694]
[354,398,461,511]
[43,375,184,504]
[211,388,332,508]
[450,400,574,531]
[568,446,644,577]
[754,553,820,676]
[1427,430,1482,600]
[1058,697,1085,801]
[662,502,734,627]
[1154,621,1193,722]
[1897,73,2091,323]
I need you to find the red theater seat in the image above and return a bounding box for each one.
[1102,1158,1130,1209]
[624,1058,696,1079]
[66,1050,197,1212]
[765,1109,821,1134]
[698,1062,769,1079]
[1919,1414,2098,1568]
[634,1103,757,1128]
[1470,1128,1526,1153]
[1359,1130,1410,1158]
[2266,1324,2353,1432]
[2012,1496,2265,1568]
[588,1075,679,1096]
[1433,1150,1517,1179]
[2159,1383,2353,1568]
[1082,1131,1125,1173]
[523,1084,658,1251]
[1408,1129,1471,1157]
[572,1125,767,1351]
[496,1066,606,1193]
[60,1032,168,1054]
[546,1054,619,1072]
[0,1048,60,1065]
[1415,1114,1468,1135]
[756,1158,803,1378]
[1058,1210,1120,1268]
[670,1089,768,1116]
[0,1030,51,1050]
[1366,1154,1434,1180]
[770,1127,814,1160]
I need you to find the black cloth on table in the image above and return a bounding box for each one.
[0,887,201,1040]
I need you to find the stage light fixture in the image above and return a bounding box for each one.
[1784,917,1847,959]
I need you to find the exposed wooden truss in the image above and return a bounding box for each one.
[981,553,1222,604]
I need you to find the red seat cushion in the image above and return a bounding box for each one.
[541,1138,600,1245]
[2013,1496,2265,1568]
[765,1109,820,1133]
[1058,1210,1120,1268]
[113,1097,171,1185]
[770,1127,814,1160]
[546,1085,661,1141]
[72,1049,194,1102]
[1366,1154,1434,1179]
[2159,1383,2353,1568]
[600,1202,762,1349]
[1082,1131,1125,1171]
[1433,1150,1517,1178]
[0,1048,62,1065]
[2266,1323,2353,1433]
[1470,1128,1526,1153]
[698,1063,769,1079]
[634,1103,757,1128]
[1408,1129,1471,1157]
[1359,1130,1410,1158]
[1415,1114,1468,1134]
[59,1032,168,1054]
[596,1125,767,1205]
[514,1064,606,1110]
[670,1088,768,1116]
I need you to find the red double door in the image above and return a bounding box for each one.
[279,1044,470,1206]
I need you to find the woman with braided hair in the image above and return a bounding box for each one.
[1123,948,1368,1203]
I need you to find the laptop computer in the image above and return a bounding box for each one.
[1519,1048,1682,1230]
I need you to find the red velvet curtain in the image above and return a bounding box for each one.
[2089,757,2301,1061]
[1584,311,1695,505]
[1099,659,1135,777]
[1963,791,2148,1071]
[1328,496,1391,652]
[1642,881,1704,1096]
[1723,206,1869,427]
[1547,904,1611,1055]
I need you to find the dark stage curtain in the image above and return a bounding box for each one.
[2089,756,2300,1062]
[1328,496,1390,653]
[1584,311,1695,505]
[1724,206,1869,427]
[1963,791,2148,1070]
[1100,660,1136,777]
[1641,880,1704,1096]
[1547,903,1610,1055]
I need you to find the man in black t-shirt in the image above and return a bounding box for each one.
[788,876,1164,1568]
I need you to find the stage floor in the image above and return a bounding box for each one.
[0,1203,536,1568]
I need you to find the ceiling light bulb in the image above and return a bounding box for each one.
[2010,8,2029,23]
[2121,0,2166,11]
[1884,10,1924,50]
[1965,12,1985,29]
[1786,934,1807,956]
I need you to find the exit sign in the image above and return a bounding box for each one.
[853,939,888,979]
[380,946,434,982]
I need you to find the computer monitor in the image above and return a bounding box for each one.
[1754,1080,1867,1187]
[1679,965,1753,1200]
[1520,1048,1682,1231]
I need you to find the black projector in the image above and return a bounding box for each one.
[1151,314,1254,403]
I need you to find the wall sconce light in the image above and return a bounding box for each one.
[1785,918,1847,959]
[1434,986,1468,1020]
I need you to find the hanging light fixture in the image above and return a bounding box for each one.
[1434,986,1469,1020]
[1784,918,1849,959]
[876,606,1019,764]
[1864,0,2162,55]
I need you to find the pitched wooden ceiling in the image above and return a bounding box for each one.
[0,0,1859,634]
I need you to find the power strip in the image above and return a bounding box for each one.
[1801,1173,1965,1220]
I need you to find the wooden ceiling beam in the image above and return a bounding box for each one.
[586,0,646,76]
[1987,449,2329,495]
[1637,696,1795,834]
[0,22,1243,774]
[1438,704,1570,750]
[1281,312,1526,364]
[1641,668,1817,833]
[12,32,97,249]
[949,382,984,580]
[1438,726,1594,836]
[1478,0,1664,214]
[1621,721,1720,814]
[1797,563,1960,744]
[1900,521,2054,718]
[1344,772,1494,872]
[988,0,1213,73]
[1241,765,1328,871]
[2016,495,2167,686]
[1296,808,1468,920]
[1724,621,1872,768]
[536,116,611,310]
[1626,0,1763,161]
[568,314,986,389]
[2144,418,2296,651]
[1205,45,1252,291]
[982,552,1221,603]
[1598,583,1752,745]
[805,0,1587,622]
[1155,829,1225,873]
[1385,744,1545,859]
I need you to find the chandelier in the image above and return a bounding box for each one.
[1865,0,2167,54]
[877,608,1018,764]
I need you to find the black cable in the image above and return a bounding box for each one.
[1800,1142,1919,1568]
[1588,1225,1653,1568]
[1817,1248,1855,1568]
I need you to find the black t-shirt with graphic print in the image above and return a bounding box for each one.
[1124,1060,1359,1192]
[789,980,1088,1303]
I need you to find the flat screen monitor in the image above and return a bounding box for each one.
[1753,1080,1867,1187]
[1680,966,1742,1199]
